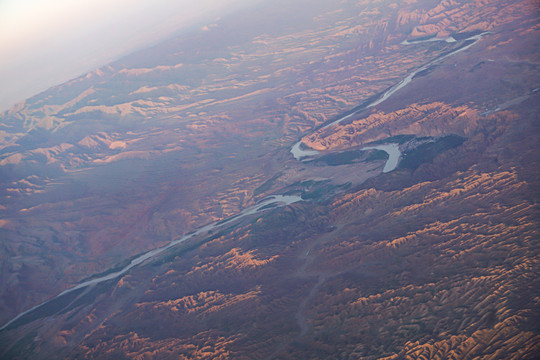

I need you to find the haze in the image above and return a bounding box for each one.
[0,0,258,111]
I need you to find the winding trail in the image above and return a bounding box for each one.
[271,32,489,358]
[3,31,488,336]
[265,224,342,360]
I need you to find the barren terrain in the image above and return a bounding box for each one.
[0,0,539,359]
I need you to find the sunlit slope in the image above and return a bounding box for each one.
[4,94,536,359]
[0,0,539,358]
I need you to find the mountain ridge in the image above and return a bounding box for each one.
[1,0,539,358]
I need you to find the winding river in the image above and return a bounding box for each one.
[290,32,487,169]
[291,140,402,173]
[291,141,320,161]
[400,36,457,45]
[315,32,486,132]
[360,144,401,173]
[0,195,302,331]
[1,32,488,331]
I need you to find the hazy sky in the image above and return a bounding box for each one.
[0,0,257,111]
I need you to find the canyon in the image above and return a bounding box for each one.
[0,0,539,358]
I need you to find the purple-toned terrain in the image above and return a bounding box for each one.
[1,0,539,358]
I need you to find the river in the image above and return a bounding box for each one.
[291,141,320,160]
[290,32,487,167]
[360,144,401,173]
[0,195,302,331]
[316,32,487,129]
[401,36,456,45]
[2,31,488,332]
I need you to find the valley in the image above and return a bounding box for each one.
[0,0,539,358]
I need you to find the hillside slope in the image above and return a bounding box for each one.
[0,0,539,358]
